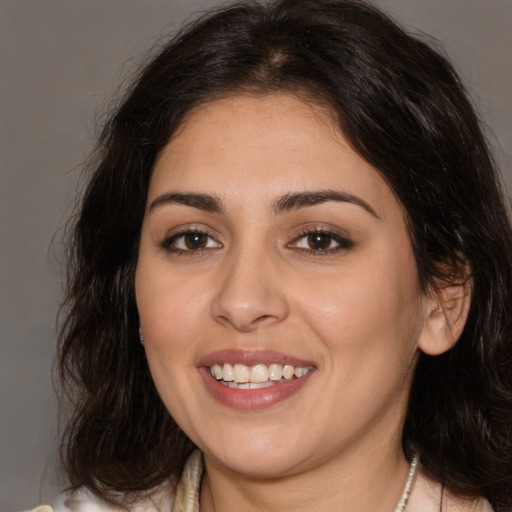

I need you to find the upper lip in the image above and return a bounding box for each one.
[198,349,316,368]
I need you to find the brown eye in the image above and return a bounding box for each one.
[307,232,333,251]
[291,229,353,254]
[184,232,208,250]
[162,229,222,253]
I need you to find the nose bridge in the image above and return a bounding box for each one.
[211,234,288,331]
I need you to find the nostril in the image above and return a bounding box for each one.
[214,310,284,332]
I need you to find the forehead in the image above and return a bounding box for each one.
[149,93,400,220]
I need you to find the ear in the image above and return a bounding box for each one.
[417,276,472,356]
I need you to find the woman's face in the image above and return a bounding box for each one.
[136,93,431,479]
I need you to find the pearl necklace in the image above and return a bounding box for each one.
[173,450,420,512]
[394,456,419,512]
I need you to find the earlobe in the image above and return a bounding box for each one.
[418,278,472,356]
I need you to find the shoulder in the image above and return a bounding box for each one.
[408,468,494,512]
[26,450,203,512]
[34,482,175,512]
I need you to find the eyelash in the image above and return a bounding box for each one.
[160,228,222,256]
[288,228,354,255]
[160,227,353,256]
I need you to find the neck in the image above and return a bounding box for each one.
[200,435,411,512]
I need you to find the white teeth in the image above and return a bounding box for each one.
[282,364,295,380]
[223,381,275,389]
[249,364,269,383]
[233,364,250,383]
[237,381,274,389]
[268,363,283,380]
[209,362,313,386]
[213,365,223,379]
[295,367,308,378]
[222,363,234,381]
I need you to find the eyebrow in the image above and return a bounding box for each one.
[272,190,380,218]
[149,190,379,218]
[149,192,224,214]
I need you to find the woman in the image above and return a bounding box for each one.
[42,0,512,510]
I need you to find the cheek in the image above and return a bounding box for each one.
[136,256,210,344]
[297,268,423,427]
[135,259,211,410]
[135,265,208,418]
[295,256,423,367]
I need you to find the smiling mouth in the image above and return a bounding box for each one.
[209,363,315,389]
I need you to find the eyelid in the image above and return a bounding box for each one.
[159,225,223,254]
[287,226,354,254]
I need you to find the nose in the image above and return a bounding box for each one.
[210,247,289,332]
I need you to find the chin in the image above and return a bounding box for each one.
[201,428,308,478]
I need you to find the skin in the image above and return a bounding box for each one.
[135,93,454,512]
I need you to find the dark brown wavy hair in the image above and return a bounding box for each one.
[58,0,512,509]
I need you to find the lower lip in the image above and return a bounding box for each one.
[198,367,315,410]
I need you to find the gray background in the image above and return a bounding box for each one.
[1,1,510,510]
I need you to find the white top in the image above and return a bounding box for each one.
[26,451,494,512]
